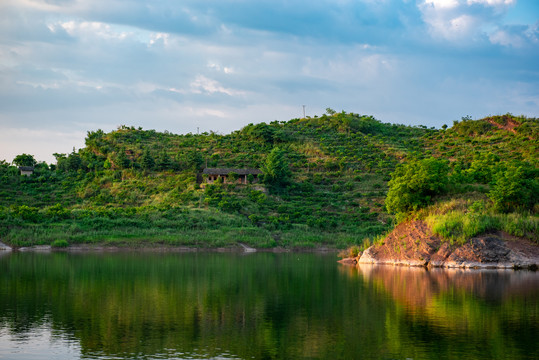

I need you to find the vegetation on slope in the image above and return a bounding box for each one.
[380,114,538,250]
[0,111,430,249]
[0,112,537,250]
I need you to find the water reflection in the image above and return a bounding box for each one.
[356,264,539,360]
[358,264,539,305]
[0,252,537,360]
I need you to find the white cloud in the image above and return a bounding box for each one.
[55,20,132,40]
[190,75,245,96]
[149,32,170,47]
[207,62,235,74]
[187,107,228,118]
[0,0,537,163]
[419,0,476,40]
[467,0,515,6]
[489,29,524,47]
[0,126,86,164]
[418,0,517,42]
[424,0,460,9]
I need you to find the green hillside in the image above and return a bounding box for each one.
[383,114,538,249]
[0,112,537,249]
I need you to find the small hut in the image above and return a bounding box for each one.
[18,166,34,176]
[202,168,262,185]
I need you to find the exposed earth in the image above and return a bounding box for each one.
[340,221,538,270]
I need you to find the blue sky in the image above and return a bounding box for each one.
[0,0,538,163]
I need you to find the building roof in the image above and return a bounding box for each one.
[202,168,262,176]
[18,166,35,171]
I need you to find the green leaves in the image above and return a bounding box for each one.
[489,163,538,213]
[140,148,155,170]
[385,157,449,214]
[261,147,291,187]
[12,153,36,167]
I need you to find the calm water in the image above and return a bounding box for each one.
[0,252,537,360]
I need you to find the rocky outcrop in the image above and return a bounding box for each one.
[338,256,360,266]
[0,241,12,252]
[357,221,538,270]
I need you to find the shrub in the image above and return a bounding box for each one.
[262,147,291,187]
[14,205,40,222]
[489,164,538,213]
[45,203,70,220]
[385,157,449,214]
[51,239,69,248]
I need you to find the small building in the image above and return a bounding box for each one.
[18,166,34,176]
[202,168,262,185]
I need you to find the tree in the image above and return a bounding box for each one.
[186,150,204,171]
[13,153,36,167]
[228,172,239,183]
[326,108,336,115]
[385,157,449,214]
[156,150,172,170]
[66,151,83,171]
[53,153,68,171]
[115,149,130,169]
[243,123,276,143]
[489,164,538,213]
[140,148,155,170]
[262,147,291,187]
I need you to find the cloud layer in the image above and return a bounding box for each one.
[0,0,537,162]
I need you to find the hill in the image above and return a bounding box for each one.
[0,112,537,251]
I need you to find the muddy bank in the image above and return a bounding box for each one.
[354,221,538,270]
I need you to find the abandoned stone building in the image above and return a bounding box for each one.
[18,166,34,176]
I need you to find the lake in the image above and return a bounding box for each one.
[0,252,537,359]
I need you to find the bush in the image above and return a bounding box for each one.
[51,239,69,248]
[489,164,538,213]
[14,205,40,222]
[262,147,291,187]
[385,157,449,214]
[45,203,70,220]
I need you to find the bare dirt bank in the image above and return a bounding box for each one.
[351,221,538,270]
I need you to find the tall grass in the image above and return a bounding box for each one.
[426,212,500,245]
[423,199,538,244]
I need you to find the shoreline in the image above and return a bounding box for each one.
[0,242,340,254]
[339,221,539,271]
[340,256,538,270]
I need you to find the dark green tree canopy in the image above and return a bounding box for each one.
[262,147,291,187]
[489,163,538,213]
[13,153,37,167]
[140,148,155,170]
[385,157,449,214]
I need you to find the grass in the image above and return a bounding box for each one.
[2,114,537,252]
[423,198,538,245]
[51,239,69,248]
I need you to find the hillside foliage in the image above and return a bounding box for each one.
[0,112,537,248]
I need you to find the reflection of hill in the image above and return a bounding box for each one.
[0,253,369,359]
[359,264,539,305]
[356,265,539,359]
[358,264,539,331]
[1,253,538,360]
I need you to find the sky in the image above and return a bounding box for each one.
[0,0,538,164]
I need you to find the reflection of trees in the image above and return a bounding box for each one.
[0,253,390,359]
[1,254,537,359]
[357,264,539,360]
